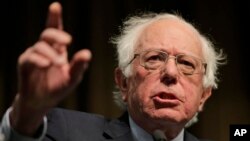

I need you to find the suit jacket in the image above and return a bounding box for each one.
[43,108,208,141]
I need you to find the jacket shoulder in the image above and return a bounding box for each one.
[45,108,109,141]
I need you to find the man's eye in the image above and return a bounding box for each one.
[178,60,195,68]
[146,55,163,62]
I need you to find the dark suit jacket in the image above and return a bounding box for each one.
[43,108,207,141]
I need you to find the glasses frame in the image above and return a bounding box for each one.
[128,49,207,75]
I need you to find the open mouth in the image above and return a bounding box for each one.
[152,92,180,106]
[158,93,177,100]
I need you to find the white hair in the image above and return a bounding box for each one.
[111,12,226,127]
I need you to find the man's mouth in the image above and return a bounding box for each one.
[152,92,181,107]
[158,93,177,99]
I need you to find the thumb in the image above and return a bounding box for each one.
[69,49,92,85]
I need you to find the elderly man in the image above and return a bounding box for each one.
[0,2,225,141]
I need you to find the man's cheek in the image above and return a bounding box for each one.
[184,100,199,116]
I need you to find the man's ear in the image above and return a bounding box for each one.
[114,68,128,92]
[198,87,212,112]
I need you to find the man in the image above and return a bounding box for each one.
[0,2,225,141]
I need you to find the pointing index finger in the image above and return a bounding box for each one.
[46,2,63,30]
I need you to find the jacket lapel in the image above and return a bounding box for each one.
[102,112,133,141]
[102,112,204,141]
[184,131,201,141]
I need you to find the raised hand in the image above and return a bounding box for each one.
[10,2,91,136]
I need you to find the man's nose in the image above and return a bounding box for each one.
[160,58,178,86]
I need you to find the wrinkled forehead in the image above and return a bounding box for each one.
[135,18,203,58]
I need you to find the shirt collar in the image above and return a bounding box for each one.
[128,115,184,141]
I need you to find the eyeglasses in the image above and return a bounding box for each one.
[128,50,207,75]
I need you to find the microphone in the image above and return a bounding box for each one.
[153,129,167,141]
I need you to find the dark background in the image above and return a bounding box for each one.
[0,0,249,140]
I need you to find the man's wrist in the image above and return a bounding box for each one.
[1,107,47,141]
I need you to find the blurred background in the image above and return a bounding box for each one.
[0,0,249,140]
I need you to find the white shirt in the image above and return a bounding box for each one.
[129,116,184,141]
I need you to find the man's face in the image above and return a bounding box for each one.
[121,19,211,129]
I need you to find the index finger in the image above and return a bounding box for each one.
[46,2,63,30]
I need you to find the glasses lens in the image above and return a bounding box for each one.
[176,55,200,75]
[141,51,166,70]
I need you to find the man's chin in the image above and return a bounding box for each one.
[149,109,187,125]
